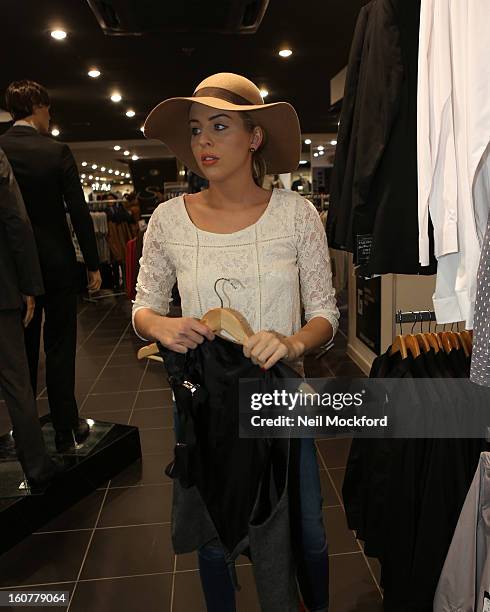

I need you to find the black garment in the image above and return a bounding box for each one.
[327,0,437,275]
[160,336,303,610]
[25,289,79,430]
[0,310,53,481]
[0,126,99,292]
[0,148,44,309]
[344,346,485,611]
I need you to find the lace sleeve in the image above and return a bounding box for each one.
[296,198,340,335]
[132,207,176,339]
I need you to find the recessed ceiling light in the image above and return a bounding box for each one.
[81,174,86,178]
[81,161,87,167]
[126,110,135,118]
[317,145,324,151]
[299,160,308,165]
[110,92,122,103]
[108,169,113,174]
[88,69,101,78]
[88,175,93,180]
[313,152,319,158]
[123,150,130,156]
[304,138,312,145]
[126,173,130,178]
[115,170,120,175]
[279,49,293,58]
[330,140,338,145]
[51,30,67,40]
[140,126,144,133]
[120,181,124,184]
[91,164,97,169]
[100,166,106,171]
[51,128,60,137]
[113,145,121,151]
[259,89,269,98]
[131,154,139,161]
[319,151,325,156]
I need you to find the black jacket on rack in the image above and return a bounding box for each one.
[0,125,99,292]
[343,346,485,611]
[327,0,437,276]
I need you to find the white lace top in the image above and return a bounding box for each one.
[132,188,339,374]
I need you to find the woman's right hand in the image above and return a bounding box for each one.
[152,316,215,354]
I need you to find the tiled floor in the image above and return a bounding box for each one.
[0,296,382,611]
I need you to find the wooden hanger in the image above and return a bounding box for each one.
[437,331,460,353]
[137,307,254,361]
[456,332,471,357]
[459,330,473,356]
[415,333,431,353]
[390,335,408,359]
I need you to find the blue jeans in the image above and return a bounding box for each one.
[172,400,329,612]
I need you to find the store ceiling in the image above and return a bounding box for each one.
[2,0,367,143]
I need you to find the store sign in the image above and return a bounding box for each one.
[91,182,112,191]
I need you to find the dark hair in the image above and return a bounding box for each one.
[5,80,50,121]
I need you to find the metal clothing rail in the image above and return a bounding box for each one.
[395,310,437,325]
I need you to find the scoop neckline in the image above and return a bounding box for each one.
[180,188,277,237]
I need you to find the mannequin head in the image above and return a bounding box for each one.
[5,80,51,135]
[189,102,267,187]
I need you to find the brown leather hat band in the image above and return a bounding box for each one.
[193,87,259,106]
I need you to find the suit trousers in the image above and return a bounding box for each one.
[24,289,79,432]
[0,309,51,480]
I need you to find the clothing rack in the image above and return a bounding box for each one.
[395,310,437,324]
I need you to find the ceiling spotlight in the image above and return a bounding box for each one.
[123,150,130,156]
[113,145,121,151]
[140,126,144,133]
[299,160,308,165]
[259,89,269,98]
[126,173,130,178]
[304,138,312,145]
[115,170,120,175]
[88,69,101,78]
[330,140,338,145]
[88,175,93,180]
[51,128,60,137]
[279,49,293,58]
[317,145,324,151]
[108,169,113,174]
[110,92,122,103]
[131,154,139,161]
[313,152,319,158]
[120,181,124,185]
[319,151,325,156]
[95,177,100,181]
[126,109,135,118]
[91,164,97,169]
[50,30,67,41]
[81,174,86,178]
[100,166,106,171]
[81,161,87,167]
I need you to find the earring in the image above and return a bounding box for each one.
[249,147,256,153]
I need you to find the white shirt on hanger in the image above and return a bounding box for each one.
[417,0,490,327]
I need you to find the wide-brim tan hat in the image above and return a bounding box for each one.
[144,72,301,178]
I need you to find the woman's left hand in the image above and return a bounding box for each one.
[243,331,297,370]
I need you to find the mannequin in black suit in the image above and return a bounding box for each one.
[0,148,62,488]
[0,80,102,452]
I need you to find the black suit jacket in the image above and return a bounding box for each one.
[0,148,44,310]
[327,0,437,276]
[0,126,99,292]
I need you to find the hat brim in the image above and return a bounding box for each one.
[144,97,301,178]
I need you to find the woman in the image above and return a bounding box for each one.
[133,73,339,612]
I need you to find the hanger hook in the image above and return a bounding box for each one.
[213,277,245,309]
[420,312,424,335]
[411,311,416,335]
[214,278,226,308]
[398,310,403,336]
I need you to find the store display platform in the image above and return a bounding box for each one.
[0,415,141,555]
